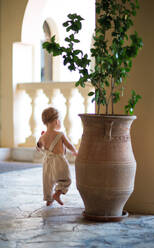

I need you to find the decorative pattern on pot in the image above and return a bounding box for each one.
[75,114,137,221]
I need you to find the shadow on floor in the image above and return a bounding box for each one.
[0,161,42,173]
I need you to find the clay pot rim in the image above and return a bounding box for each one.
[79,113,136,120]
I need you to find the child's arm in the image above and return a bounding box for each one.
[62,134,78,156]
[36,131,45,151]
[36,137,43,151]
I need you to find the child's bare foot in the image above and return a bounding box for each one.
[46,199,54,206]
[53,190,64,205]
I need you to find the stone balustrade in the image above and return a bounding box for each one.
[16,82,94,148]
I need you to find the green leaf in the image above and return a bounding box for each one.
[95,88,100,102]
[88,92,95,96]
[105,80,110,87]
[63,21,69,27]
[75,80,80,87]
[74,50,82,55]
[74,39,80,43]
[124,90,142,115]
[51,35,56,42]
[92,97,96,103]
[42,41,50,49]
[65,37,70,42]
[70,34,74,40]
[112,91,120,103]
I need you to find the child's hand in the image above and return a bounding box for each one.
[36,145,40,152]
[36,141,42,152]
[72,151,78,157]
[36,132,44,152]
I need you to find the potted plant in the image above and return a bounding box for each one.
[43,0,143,221]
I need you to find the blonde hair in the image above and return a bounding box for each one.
[42,107,59,125]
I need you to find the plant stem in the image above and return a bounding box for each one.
[106,103,108,115]
[106,77,113,115]
[111,78,114,115]
[97,81,101,114]
[97,102,100,114]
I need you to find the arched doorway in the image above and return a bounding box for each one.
[20,0,95,83]
[13,0,95,146]
[41,18,60,82]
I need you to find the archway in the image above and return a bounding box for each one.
[13,0,95,146]
[21,0,59,82]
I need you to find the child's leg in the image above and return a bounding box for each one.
[53,190,64,205]
[46,199,54,206]
[43,161,54,206]
[53,157,71,205]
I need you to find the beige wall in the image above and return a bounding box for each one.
[0,0,154,213]
[97,0,154,213]
[0,0,28,147]
[118,1,154,213]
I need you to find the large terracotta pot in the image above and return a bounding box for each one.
[75,114,137,221]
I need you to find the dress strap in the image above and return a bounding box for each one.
[49,132,63,152]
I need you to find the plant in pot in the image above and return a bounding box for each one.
[43,0,143,221]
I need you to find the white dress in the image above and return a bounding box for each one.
[42,132,71,202]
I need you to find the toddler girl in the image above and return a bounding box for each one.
[37,107,78,206]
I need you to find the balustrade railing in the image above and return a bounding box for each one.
[16,82,94,148]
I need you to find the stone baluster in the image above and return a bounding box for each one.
[25,89,38,147]
[78,87,90,113]
[43,88,55,105]
[84,94,90,113]
[60,88,72,139]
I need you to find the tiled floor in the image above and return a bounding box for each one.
[0,161,154,248]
